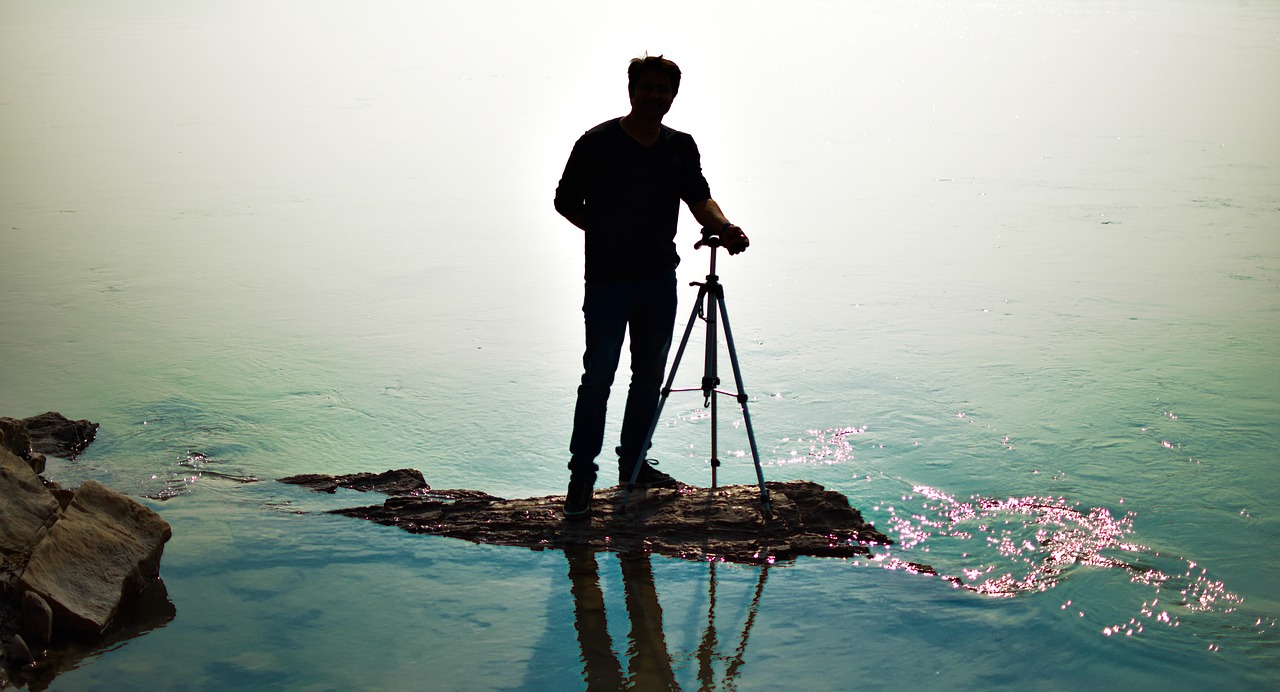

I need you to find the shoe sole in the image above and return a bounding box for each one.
[621,479,678,489]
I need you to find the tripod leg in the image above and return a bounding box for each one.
[704,285,720,488]
[714,292,773,516]
[622,284,708,508]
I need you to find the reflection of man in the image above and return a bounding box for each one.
[563,547,770,690]
[555,55,749,519]
[564,547,678,690]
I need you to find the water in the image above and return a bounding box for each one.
[2,0,1278,688]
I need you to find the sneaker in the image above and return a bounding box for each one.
[620,459,678,489]
[564,477,594,519]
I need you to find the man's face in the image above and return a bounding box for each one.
[629,70,675,119]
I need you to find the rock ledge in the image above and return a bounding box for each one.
[282,471,891,565]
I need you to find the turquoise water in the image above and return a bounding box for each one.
[3,0,1278,688]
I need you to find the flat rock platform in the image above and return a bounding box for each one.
[280,470,891,565]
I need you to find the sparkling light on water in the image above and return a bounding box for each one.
[852,484,1272,652]
[772,426,867,466]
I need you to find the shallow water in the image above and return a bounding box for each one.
[2,0,1278,689]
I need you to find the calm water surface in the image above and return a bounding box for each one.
[2,0,1278,689]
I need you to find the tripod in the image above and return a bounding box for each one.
[623,227,772,516]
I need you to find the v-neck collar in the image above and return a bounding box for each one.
[617,117,665,149]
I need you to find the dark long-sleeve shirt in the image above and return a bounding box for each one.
[555,118,712,283]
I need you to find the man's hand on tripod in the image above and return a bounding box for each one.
[690,199,748,254]
[722,224,750,255]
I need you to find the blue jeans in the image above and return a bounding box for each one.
[569,270,678,479]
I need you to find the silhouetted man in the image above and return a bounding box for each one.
[554,55,749,518]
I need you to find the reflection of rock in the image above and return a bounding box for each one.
[0,413,173,686]
[9,580,175,691]
[285,470,891,564]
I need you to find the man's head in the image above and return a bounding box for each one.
[627,54,681,97]
[626,54,680,121]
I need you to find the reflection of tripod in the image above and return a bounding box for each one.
[624,227,772,516]
[564,548,770,691]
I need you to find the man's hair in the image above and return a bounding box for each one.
[628,54,682,96]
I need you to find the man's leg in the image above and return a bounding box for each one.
[568,281,632,488]
[618,270,678,482]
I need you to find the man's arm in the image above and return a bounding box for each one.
[688,198,749,255]
[555,137,591,231]
[556,204,589,232]
[554,182,589,231]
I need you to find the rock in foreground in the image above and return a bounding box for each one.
[1,413,172,686]
[295,474,891,564]
[18,480,172,637]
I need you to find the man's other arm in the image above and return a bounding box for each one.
[555,141,590,231]
[688,198,749,255]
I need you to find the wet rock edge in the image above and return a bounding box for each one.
[280,470,895,565]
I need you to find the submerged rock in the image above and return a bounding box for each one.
[279,468,431,495]
[286,471,891,565]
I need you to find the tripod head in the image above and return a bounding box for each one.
[694,224,727,250]
[695,222,749,257]
[692,225,727,278]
